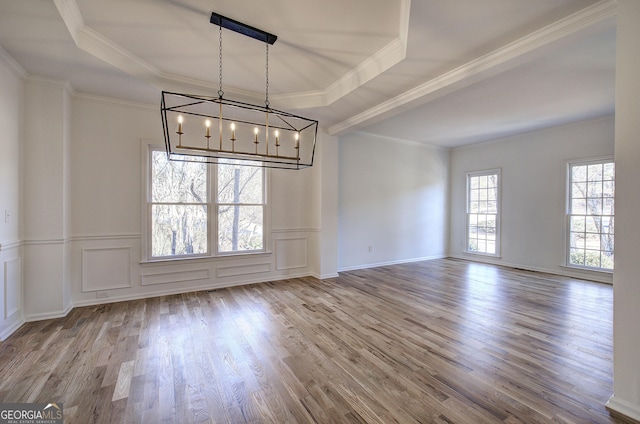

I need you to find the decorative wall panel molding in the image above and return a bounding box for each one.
[216,263,270,278]
[276,238,308,271]
[82,247,132,292]
[4,257,21,319]
[141,269,210,286]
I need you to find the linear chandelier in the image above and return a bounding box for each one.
[161,12,318,169]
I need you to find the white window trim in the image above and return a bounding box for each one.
[465,168,501,258]
[563,156,614,273]
[140,140,269,263]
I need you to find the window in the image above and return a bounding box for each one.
[466,170,500,256]
[217,159,264,253]
[567,159,614,271]
[147,147,265,260]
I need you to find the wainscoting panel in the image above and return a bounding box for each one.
[82,247,132,292]
[275,238,308,271]
[141,269,210,286]
[4,257,21,319]
[216,262,271,278]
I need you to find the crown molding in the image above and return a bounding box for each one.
[52,0,410,110]
[0,46,27,80]
[329,0,617,136]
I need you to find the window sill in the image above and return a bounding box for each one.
[140,251,272,266]
[463,251,501,259]
[560,264,613,274]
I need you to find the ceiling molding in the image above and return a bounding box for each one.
[0,45,27,80]
[274,0,412,109]
[53,0,410,110]
[328,0,617,136]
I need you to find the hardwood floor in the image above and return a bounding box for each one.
[0,259,623,423]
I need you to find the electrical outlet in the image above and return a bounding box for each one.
[4,210,10,224]
[368,244,373,253]
[96,291,109,299]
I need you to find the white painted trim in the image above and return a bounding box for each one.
[73,91,157,111]
[23,239,66,246]
[141,269,210,286]
[81,247,133,292]
[0,240,22,252]
[70,234,141,242]
[312,272,340,280]
[0,317,25,342]
[0,45,27,79]
[448,254,613,284]
[338,255,446,273]
[72,272,312,309]
[52,0,411,109]
[215,263,271,278]
[4,257,22,319]
[329,0,617,135]
[24,303,73,323]
[606,395,640,422]
[271,228,320,234]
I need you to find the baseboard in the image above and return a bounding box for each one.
[606,396,640,423]
[311,272,340,280]
[0,316,25,341]
[72,271,313,309]
[338,255,446,273]
[447,253,612,284]
[24,303,73,323]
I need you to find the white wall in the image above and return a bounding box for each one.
[22,78,73,320]
[449,116,614,283]
[607,0,640,420]
[0,49,24,339]
[64,94,334,309]
[338,133,449,271]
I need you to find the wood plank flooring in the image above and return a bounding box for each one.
[0,258,623,423]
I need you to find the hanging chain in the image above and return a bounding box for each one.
[218,24,224,98]
[265,43,270,108]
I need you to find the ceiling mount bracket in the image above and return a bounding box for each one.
[210,12,277,45]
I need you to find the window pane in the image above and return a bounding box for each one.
[218,205,264,252]
[585,216,600,233]
[570,248,585,266]
[478,176,488,189]
[218,160,263,204]
[588,164,603,182]
[587,198,603,215]
[470,176,479,189]
[572,182,586,199]
[151,204,208,257]
[571,199,586,215]
[152,150,207,203]
[603,163,615,180]
[572,165,587,182]
[587,181,603,198]
[570,232,585,249]
[570,216,585,232]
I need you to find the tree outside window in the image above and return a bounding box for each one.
[148,149,265,259]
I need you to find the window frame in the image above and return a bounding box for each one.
[565,157,614,273]
[465,168,501,257]
[141,142,268,262]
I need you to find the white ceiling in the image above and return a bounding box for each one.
[0,0,616,147]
